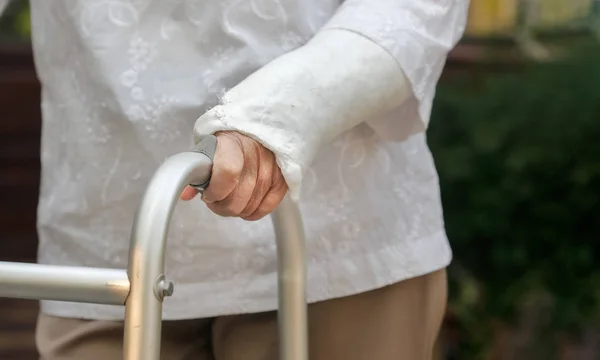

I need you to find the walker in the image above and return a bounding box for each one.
[0,135,308,360]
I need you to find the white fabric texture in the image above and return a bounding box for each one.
[194,29,411,200]
[324,0,470,141]
[14,0,467,320]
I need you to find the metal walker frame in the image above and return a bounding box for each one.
[0,144,308,360]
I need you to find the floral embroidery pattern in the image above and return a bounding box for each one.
[31,0,453,320]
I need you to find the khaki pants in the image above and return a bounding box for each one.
[36,269,447,360]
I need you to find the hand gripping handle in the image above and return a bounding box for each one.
[123,136,308,360]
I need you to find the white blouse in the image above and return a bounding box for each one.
[7,0,467,320]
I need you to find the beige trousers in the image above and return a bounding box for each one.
[36,269,447,360]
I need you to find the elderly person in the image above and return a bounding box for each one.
[2,0,468,359]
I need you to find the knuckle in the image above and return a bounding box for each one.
[206,203,224,216]
[217,162,242,181]
[243,198,278,221]
[242,214,266,221]
[242,208,268,221]
[207,201,239,217]
[223,202,242,217]
[239,200,260,218]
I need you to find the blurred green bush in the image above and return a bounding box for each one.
[430,46,600,358]
[0,0,30,43]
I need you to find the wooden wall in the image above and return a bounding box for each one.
[0,44,40,359]
[0,45,39,263]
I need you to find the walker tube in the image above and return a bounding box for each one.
[0,147,308,360]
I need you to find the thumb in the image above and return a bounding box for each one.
[180,185,199,201]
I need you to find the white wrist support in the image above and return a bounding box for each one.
[194,29,411,200]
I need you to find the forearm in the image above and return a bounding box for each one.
[322,0,470,130]
[194,0,470,199]
[194,29,409,199]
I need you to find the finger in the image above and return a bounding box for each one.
[242,175,288,221]
[239,150,275,218]
[206,170,257,217]
[180,186,199,201]
[202,134,244,203]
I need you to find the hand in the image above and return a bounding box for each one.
[180,131,288,221]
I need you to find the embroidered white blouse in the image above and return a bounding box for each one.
[3,0,468,320]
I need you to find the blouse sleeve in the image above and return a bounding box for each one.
[322,0,469,139]
[194,1,469,199]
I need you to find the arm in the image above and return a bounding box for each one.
[322,0,470,132]
[189,0,470,218]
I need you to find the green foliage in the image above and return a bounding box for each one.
[429,47,600,357]
[0,0,30,43]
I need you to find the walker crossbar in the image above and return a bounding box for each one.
[0,262,129,305]
[0,138,308,360]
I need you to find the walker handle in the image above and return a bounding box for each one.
[0,135,308,360]
[124,135,309,360]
